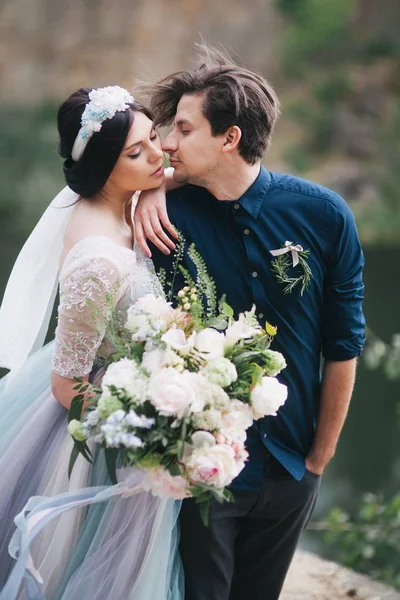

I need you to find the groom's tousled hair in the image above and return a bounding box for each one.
[140,45,280,164]
[58,87,153,198]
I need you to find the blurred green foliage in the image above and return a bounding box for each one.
[275,0,400,245]
[275,0,357,75]
[0,103,64,236]
[322,494,400,589]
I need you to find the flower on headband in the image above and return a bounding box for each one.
[79,86,134,140]
[71,85,134,162]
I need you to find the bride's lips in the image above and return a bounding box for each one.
[151,164,164,177]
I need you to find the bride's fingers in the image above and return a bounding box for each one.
[146,212,172,255]
[157,207,179,241]
[134,220,152,258]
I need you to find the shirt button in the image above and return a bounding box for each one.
[258,313,264,319]
[263,433,267,439]
[252,271,258,278]
[234,203,240,209]
[244,228,250,235]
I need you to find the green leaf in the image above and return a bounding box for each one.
[68,442,92,479]
[251,364,264,388]
[68,394,84,423]
[105,448,118,484]
[207,316,228,331]
[68,444,80,479]
[221,302,234,318]
[168,463,182,477]
[198,500,211,527]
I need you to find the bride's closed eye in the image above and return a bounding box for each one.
[129,131,159,159]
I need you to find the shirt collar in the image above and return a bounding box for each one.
[237,165,271,219]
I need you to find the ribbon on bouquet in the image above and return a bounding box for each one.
[0,479,146,600]
[269,241,304,267]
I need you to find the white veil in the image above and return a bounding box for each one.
[0,186,78,376]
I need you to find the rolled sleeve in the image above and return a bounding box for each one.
[322,195,366,361]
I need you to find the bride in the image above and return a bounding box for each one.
[0,85,183,600]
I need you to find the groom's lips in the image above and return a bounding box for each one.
[169,159,180,166]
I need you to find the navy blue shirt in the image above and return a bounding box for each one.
[151,167,366,490]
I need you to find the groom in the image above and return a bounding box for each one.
[134,47,366,600]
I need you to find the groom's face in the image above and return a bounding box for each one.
[162,94,224,185]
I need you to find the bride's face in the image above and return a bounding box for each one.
[107,112,165,193]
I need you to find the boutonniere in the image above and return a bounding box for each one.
[269,241,312,296]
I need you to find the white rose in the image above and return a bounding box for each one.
[184,444,237,489]
[161,326,196,355]
[224,315,262,351]
[250,376,288,420]
[220,399,253,442]
[203,357,238,388]
[101,358,148,404]
[194,329,225,360]
[148,368,204,418]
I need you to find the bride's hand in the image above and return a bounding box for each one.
[134,186,178,258]
[134,167,182,258]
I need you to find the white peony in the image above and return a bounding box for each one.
[101,358,148,404]
[148,368,205,418]
[194,328,225,360]
[224,314,262,351]
[131,294,173,320]
[203,357,238,388]
[161,326,196,355]
[142,467,191,500]
[250,376,288,420]
[184,444,237,489]
[220,399,253,442]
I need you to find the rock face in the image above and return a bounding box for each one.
[282,551,400,600]
[0,0,281,104]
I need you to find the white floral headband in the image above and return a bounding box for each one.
[71,86,134,162]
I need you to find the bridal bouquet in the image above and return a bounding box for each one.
[68,245,288,522]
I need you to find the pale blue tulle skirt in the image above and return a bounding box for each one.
[0,342,184,600]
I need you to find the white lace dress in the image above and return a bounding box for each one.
[0,236,183,600]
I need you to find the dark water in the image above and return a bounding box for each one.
[305,248,400,554]
[0,240,399,557]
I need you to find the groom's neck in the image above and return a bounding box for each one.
[205,161,261,201]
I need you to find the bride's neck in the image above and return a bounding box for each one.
[91,188,134,229]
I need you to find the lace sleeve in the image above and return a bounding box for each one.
[132,242,165,301]
[52,254,125,378]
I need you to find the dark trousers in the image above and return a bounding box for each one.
[179,452,321,600]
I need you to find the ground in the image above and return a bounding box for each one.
[281,551,400,600]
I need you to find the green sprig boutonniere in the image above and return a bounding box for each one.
[269,241,312,296]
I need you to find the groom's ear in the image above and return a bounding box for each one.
[221,126,242,154]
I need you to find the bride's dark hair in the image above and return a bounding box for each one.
[58,87,153,198]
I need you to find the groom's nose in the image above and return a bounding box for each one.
[162,131,178,154]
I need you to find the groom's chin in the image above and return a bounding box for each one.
[173,169,191,185]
